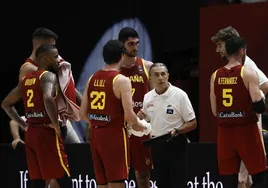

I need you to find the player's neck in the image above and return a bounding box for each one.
[102,64,120,71]
[29,51,36,61]
[121,56,136,68]
[225,59,241,69]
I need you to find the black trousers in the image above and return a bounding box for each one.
[151,134,188,188]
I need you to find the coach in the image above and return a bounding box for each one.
[137,62,197,188]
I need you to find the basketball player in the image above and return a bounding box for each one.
[2,44,70,187]
[2,27,81,187]
[80,39,148,188]
[210,36,267,188]
[211,26,268,188]
[118,27,153,188]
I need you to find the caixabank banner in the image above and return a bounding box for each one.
[2,143,227,188]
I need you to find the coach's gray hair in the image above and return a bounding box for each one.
[149,62,168,75]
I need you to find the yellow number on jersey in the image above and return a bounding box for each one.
[90,91,106,110]
[222,88,233,107]
[131,88,135,96]
[27,89,34,107]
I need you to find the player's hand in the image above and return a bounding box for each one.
[11,138,25,149]
[137,109,146,120]
[132,123,146,132]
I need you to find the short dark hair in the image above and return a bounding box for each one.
[35,44,57,58]
[225,36,246,56]
[149,62,168,75]
[32,27,58,40]
[103,40,125,65]
[118,27,139,43]
[211,26,240,43]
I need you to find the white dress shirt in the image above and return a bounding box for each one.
[142,83,196,137]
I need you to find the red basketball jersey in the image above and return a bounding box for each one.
[120,57,149,113]
[21,70,55,126]
[214,65,258,125]
[87,70,124,128]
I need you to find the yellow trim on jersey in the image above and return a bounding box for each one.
[39,71,49,80]
[21,76,27,82]
[113,74,121,85]
[87,74,94,84]
[56,133,70,177]
[122,128,129,174]
[240,66,245,78]
[141,59,149,79]
[213,70,218,82]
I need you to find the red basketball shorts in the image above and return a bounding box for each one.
[90,127,130,184]
[130,134,153,172]
[217,124,267,175]
[25,125,70,180]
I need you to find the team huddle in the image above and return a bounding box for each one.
[2,26,267,188]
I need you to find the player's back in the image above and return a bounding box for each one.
[214,64,258,125]
[21,70,53,126]
[120,57,149,113]
[87,70,124,128]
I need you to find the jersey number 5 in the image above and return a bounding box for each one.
[222,88,233,107]
[27,89,34,107]
[90,91,106,110]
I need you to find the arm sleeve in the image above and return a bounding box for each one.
[180,93,196,122]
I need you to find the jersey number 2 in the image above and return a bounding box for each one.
[27,89,34,107]
[222,88,233,107]
[90,91,106,110]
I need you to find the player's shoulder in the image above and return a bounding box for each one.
[19,61,37,79]
[20,58,37,70]
[242,65,257,80]
[39,70,56,82]
[244,55,256,67]
[143,59,153,65]
[210,67,220,78]
[113,73,130,84]
[142,58,153,68]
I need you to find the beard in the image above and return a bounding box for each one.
[221,55,228,61]
[125,50,137,58]
[48,66,58,74]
